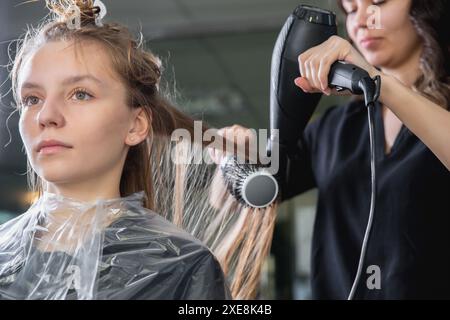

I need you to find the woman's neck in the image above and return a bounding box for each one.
[45,178,121,203]
[38,181,124,253]
[380,43,423,88]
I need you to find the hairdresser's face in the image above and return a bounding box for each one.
[18,40,136,186]
[342,0,422,69]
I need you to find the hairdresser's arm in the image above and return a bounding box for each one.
[296,35,450,171]
[376,74,450,170]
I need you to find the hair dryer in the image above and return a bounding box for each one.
[268,5,380,194]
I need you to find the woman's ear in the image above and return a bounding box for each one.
[125,107,151,146]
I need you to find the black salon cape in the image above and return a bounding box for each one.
[0,211,231,300]
[283,99,450,299]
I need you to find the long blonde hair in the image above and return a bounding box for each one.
[9,0,278,299]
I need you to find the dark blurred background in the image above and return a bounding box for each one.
[0,0,349,299]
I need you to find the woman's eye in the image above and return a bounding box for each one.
[71,89,93,101]
[22,96,41,107]
[346,0,385,15]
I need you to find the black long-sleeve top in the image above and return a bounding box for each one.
[283,99,450,299]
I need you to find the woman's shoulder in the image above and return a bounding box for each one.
[100,208,231,299]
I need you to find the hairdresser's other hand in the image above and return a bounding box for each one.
[208,125,256,165]
[295,35,381,96]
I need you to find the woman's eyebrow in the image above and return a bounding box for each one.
[61,74,104,86]
[21,74,104,91]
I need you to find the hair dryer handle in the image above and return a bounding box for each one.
[329,61,371,95]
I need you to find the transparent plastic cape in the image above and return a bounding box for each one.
[0,191,231,300]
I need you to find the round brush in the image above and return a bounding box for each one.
[220,155,279,209]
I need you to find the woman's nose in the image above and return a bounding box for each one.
[352,3,372,30]
[37,98,65,128]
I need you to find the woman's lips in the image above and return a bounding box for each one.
[38,145,71,155]
[360,37,382,49]
[36,139,73,155]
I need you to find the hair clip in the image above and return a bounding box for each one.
[93,0,107,27]
[64,0,107,29]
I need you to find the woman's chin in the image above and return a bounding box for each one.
[364,54,391,71]
[36,170,77,185]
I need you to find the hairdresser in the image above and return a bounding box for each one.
[211,0,450,299]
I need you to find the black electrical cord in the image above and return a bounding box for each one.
[347,75,380,300]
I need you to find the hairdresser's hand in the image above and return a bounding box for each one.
[295,35,381,96]
[208,125,256,165]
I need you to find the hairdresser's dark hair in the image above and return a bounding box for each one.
[337,0,450,110]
